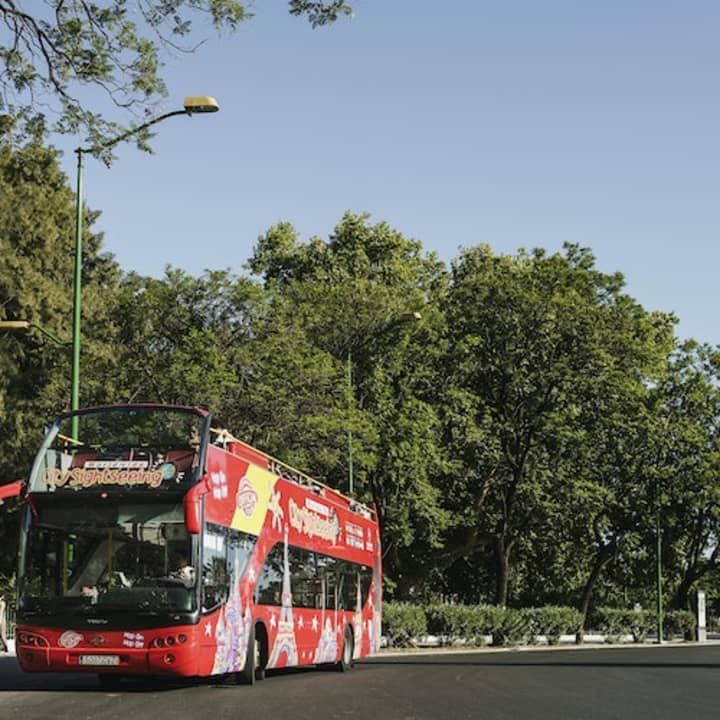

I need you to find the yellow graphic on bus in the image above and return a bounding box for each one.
[230,466,277,536]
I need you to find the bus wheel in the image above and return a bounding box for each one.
[254,625,267,682]
[335,627,354,672]
[236,626,256,685]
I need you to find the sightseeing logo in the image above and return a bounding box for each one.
[44,462,164,489]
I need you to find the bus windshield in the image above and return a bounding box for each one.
[28,406,205,494]
[18,499,198,625]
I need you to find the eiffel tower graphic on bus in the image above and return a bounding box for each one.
[268,526,299,667]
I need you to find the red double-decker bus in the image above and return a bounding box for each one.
[10,404,382,687]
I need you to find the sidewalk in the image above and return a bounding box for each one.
[375,633,720,657]
[380,641,720,655]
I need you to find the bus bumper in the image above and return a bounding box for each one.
[15,627,200,677]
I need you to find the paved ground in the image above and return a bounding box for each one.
[1,644,719,719]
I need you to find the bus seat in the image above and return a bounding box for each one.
[165,450,196,473]
[71,452,97,468]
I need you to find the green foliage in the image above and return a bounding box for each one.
[596,608,657,643]
[0,1,352,149]
[524,606,584,645]
[250,213,450,598]
[663,610,695,639]
[0,135,115,472]
[382,602,427,647]
[2,131,719,620]
[441,243,674,608]
[491,608,532,646]
[0,569,15,601]
[425,604,498,645]
[289,1,353,27]
[0,134,120,578]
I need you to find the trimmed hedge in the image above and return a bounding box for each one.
[492,607,532,646]
[384,603,582,647]
[524,606,584,645]
[596,608,657,643]
[664,610,695,639]
[382,602,426,647]
[592,608,697,642]
[425,603,504,646]
[383,602,697,647]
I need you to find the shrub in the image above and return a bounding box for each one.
[664,610,695,640]
[596,608,656,643]
[425,603,460,644]
[460,605,505,644]
[525,606,583,645]
[425,604,502,646]
[596,608,627,643]
[492,607,532,646]
[382,602,427,647]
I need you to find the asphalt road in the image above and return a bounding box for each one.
[1,644,719,720]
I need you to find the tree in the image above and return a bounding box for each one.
[0,130,118,577]
[441,244,674,606]
[0,1,353,148]
[650,342,720,611]
[250,213,451,597]
[0,130,118,468]
[110,268,257,410]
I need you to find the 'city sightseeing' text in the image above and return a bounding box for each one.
[44,467,164,489]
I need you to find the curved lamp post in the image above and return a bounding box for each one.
[0,320,68,346]
[71,96,220,413]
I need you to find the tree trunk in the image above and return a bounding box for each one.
[674,571,697,611]
[576,546,613,644]
[494,536,512,606]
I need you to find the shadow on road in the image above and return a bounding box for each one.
[0,656,198,693]
[363,657,720,669]
[0,655,320,693]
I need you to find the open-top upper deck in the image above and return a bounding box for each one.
[210,427,376,524]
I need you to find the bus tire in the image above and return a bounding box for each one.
[237,626,256,685]
[335,627,354,672]
[254,623,268,682]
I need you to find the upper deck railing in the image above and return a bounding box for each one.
[210,427,375,522]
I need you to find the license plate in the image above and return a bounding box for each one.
[79,655,120,666]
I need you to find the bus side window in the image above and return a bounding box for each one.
[289,547,316,609]
[255,544,284,606]
[202,526,229,612]
[359,565,373,607]
[316,554,336,610]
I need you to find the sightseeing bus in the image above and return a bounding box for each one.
[9,404,382,686]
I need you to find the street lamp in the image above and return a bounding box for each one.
[346,311,422,495]
[0,320,68,346]
[71,95,220,413]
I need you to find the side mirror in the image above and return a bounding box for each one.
[0,479,24,504]
[184,480,208,535]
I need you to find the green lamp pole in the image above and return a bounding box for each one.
[656,482,664,643]
[71,96,220,414]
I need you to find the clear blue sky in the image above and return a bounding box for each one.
[55,1,719,344]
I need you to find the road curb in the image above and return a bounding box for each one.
[367,639,720,660]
